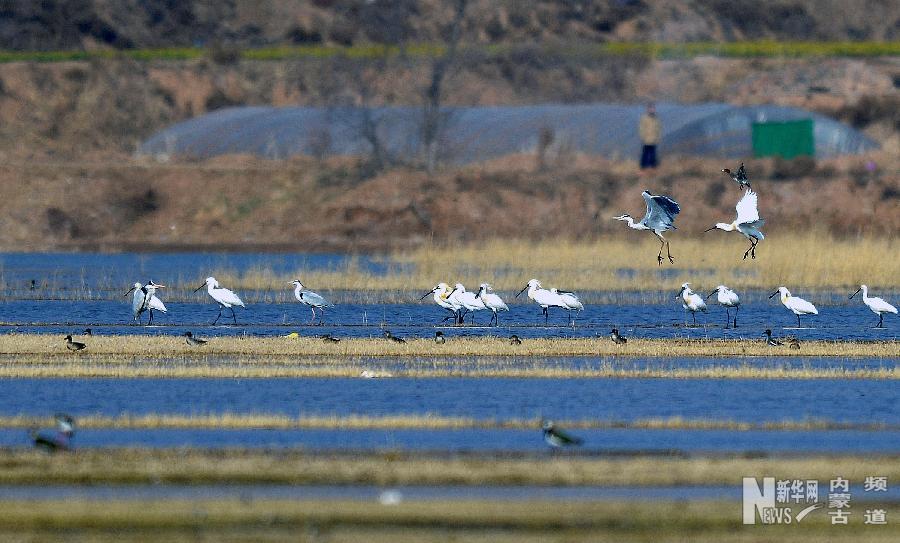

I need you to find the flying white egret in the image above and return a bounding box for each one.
[677,283,707,326]
[704,189,765,260]
[706,285,741,328]
[194,276,245,325]
[125,281,167,325]
[769,286,818,328]
[290,280,332,325]
[850,285,897,328]
[475,283,509,326]
[614,190,681,265]
[421,283,461,324]
[447,283,486,325]
[552,287,584,326]
[516,279,566,324]
[722,162,751,190]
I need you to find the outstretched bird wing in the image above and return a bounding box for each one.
[735,189,760,225]
[642,192,680,231]
[148,295,167,313]
[300,290,331,308]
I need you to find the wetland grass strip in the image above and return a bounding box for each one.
[0,334,897,358]
[0,448,897,488]
[0,414,893,432]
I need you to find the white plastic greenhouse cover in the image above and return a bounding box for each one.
[138,103,878,163]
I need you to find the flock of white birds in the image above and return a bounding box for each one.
[121,165,895,330]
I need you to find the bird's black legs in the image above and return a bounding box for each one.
[148,309,154,325]
[692,312,697,326]
[877,314,884,328]
[797,314,801,328]
[231,307,238,324]
[666,241,675,264]
[743,238,758,260]
[309,307,316,325]
[657,241,664,266]
[213,306,223,325]
[733,306,739,328]
[543,306,549,324]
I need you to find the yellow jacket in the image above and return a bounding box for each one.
[639,113,661,145]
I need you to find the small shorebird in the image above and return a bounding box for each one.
[31,414,75,452]
[291,280,332,325]
[763,329,783,347]
[183,332,208,346]
[194,276,245,325]
[677,283,707,326]
[722,162,751,190]
[850,285,897,328]
[509,335,522,345]
[614,190,681,265]
[542,420,583,448]
[433,331,446,344]
[383,330,406,344]
[610,328,627,345]
[769,287,818,328]
[65,335,86,351]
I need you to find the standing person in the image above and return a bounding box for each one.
[639,102,661,170]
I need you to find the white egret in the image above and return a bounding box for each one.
[722,162,751,190]
[552,288,584,326]
[542,420,583,448]
[769,286,818,328]
[290,280,331,325]
[706,285,741,328]
[677,283,707,326]
[64,335,86,351]
[475,283,509,326]
[125,281,167,325]
[421,283,461,324]
[194,277,245,325]
[614,190,681,265]
[448,283,486,325]
[516,279,566,324]
[704,189,765,260]
[850,285,897,328]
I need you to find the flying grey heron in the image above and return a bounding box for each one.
[614,190,681,265]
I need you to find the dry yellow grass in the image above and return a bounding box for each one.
[1,414,890,432]
[203,233,899,293]
[1,448,897,488]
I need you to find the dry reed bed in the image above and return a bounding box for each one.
[1,334,897,358]
[202,233,899,293]
[2,414,891,432]
[1,448,897,487]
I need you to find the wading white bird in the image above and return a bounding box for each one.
[475,283,509,326]
[677,283,707,326]
[769,286,818,328]
[447,283,486,325]
[614,190,681,265]
[707,285,741,328]
[194,276,245,325]
[125,281,167,325]
[290,280,331,325]
[704,189,765,260]
[516,279,566,324]
[850,285,897,328]
[722,162,751,190]
[551,287,584,326]
[421,283,461,324]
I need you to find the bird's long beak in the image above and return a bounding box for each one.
[516,285,528,298]
[768,291,779,299]
[849,288,861,300]
[154,284,166,288]
[703,226,717,233]
[193,283,206,292]
[705,291,715,299]
[676,287,685,300]
[447,287,458,298]
[124,287,135,297]
[476,288,484,299]
[419,289,434,300]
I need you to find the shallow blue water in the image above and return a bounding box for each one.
[1,377,896,425]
